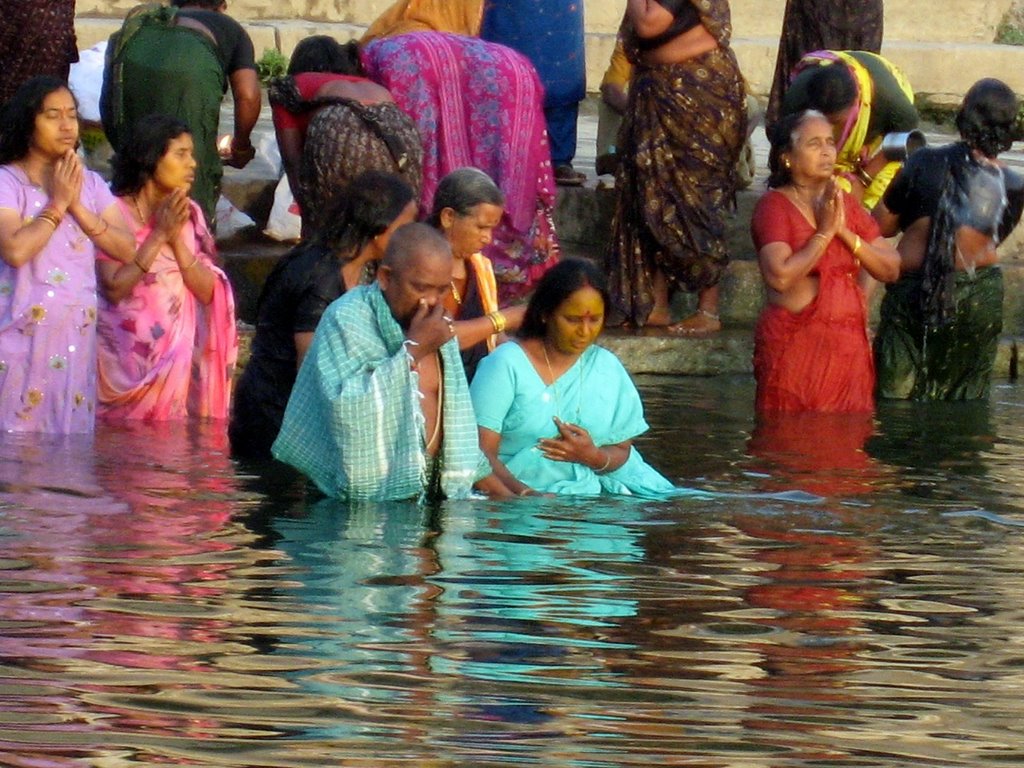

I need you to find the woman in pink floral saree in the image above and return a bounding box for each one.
[97,114,237,421]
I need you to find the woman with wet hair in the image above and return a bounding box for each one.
[230,170,418,457]
[873,78,1024,400]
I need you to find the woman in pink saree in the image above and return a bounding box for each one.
[360,0,559,300]
[97,114,237,421]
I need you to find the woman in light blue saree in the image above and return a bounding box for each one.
[470,259,676,497]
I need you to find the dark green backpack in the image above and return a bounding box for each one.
[99,3,177,150]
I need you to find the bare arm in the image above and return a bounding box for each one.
[872,197,902,238]
[0,207,67,268]
[98,190,215,304]
[453,304,525,351]
[171,231,216,304]
[97,226,168,304]
[537,417,632,474]
[225,68,261,168]
[478,426,535,496]
[601,82,629,114]
[626,0,674,37]
[836,226,901,283]
[758,235,829,294]
[473,471,518,499]
[294,331,314,370]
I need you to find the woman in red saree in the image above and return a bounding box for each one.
[751,110,899,412]
[97,114,237,421]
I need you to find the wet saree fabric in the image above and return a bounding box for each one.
[361,32,558,299]
[875,268,1003,401]
[608,25,747,324]
[470,342,675,497]
[0,166,115,433]
[229,241,345,458]
[752,190,879,413]
[97,200,237,421]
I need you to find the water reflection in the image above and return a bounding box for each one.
[749,411,882,497]
[0,381,1023,764]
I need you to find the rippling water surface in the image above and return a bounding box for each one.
[3,376,1024,766]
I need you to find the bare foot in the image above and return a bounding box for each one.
[667,310,721,336]
[644,309,672,327]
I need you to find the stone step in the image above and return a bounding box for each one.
[72,8,1024,103]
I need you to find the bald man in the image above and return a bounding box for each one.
[273,223,512,501]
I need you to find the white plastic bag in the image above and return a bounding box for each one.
[263,176,302,242]
[215,194,256,240]
[257,131,282,178]
[68,42,107,123]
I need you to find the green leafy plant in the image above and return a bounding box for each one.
[256,48,288,86]
[995,20,1024,45]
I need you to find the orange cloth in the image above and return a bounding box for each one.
[361,0,484,43]
[468,251,500,350]
[601,39,632,90]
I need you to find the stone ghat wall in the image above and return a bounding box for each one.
[74,1,1022,100]
[76,0,628,32]
[75,0,1012,42]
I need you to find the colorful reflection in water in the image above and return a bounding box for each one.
[2,377,1024,765]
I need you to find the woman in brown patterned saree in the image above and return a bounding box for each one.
[765,0,884,132]
[607,0,747,334]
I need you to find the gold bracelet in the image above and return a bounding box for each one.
[41,206,63,224]
[595,451,612,473]
[852,234,863,256]
[487,310,507,334]
[37,212,59,229]
[134,257,149,273]
[810,232,828,248]
[83,218,109,239]
[182,256,199,272]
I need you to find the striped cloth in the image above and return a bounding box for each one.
[272,284,487,501]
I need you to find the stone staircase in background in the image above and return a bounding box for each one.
[71,0,1024,377]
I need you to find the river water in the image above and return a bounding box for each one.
[2,375,1024,766]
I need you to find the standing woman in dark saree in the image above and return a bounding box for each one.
[0,0,79,103]
[607,0,748,334]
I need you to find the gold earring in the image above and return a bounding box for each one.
[784,158,791,169]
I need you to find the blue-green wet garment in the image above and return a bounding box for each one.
[470,342,677,498]
[272,285,488,501]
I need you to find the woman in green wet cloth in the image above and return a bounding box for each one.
[470,259,680,498]
[873,79,1024,400]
